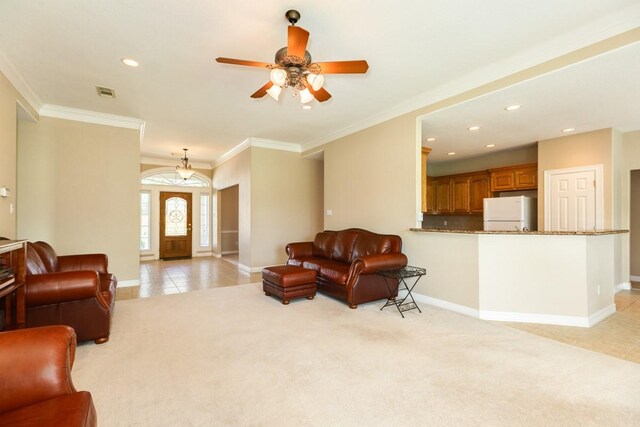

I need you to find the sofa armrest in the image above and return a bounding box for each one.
[26,271,103,306]
[58,254,108,274]
[0,325,77,414]
[351,253,408,275]
[285,242,314,259]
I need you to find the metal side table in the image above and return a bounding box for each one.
[378,266,426,318]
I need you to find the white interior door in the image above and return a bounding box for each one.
[548,169,597,231]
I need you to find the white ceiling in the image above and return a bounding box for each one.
[423,41,640,162]
[0,1,639,164]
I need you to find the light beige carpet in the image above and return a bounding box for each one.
[73,283,640,426]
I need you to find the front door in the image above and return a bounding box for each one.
[548,169,596,231]
[160,192,192,259]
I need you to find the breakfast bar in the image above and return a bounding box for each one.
[403,229,628,327]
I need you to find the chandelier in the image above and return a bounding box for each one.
[176,148,194,180]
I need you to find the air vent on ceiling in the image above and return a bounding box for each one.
[95,86,116,98]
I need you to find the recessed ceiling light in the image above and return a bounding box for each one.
[485,144,496,148]
[426,137,436,142]
[468,126,480,131]
[562,128,575,133]
[505,105,521,111]
[121,58,139,67]
[302,105,312,110]
[447,152,456,156]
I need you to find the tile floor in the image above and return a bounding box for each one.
[115,256,261,300]
[505,287,640,363]
[117,259,640,363]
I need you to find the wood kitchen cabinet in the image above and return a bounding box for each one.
[451,176,470,213]
[436,179,452,213]
[469,174,491,213]
[489,163,538,192]
[426,177,436,213]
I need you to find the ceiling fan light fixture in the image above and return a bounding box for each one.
[299,88,314,103]
[266,84,282,100]
[270,69,287,86]
[306,73,324,91]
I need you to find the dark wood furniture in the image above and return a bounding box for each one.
[0,240,26,330]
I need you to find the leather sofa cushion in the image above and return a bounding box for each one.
[351,234,393,260]
[331,230,360,264]
[320,264,350,285]
[32,241,59,272]
[302,258,344,273]
[312,232,336,258]
[26,243,48,275]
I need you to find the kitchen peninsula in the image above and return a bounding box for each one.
[404,228,628,327]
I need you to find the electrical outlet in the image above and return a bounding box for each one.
[9,203,14,214]
[326,209,333,216]
[444,220,448,226]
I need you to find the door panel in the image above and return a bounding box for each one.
[550,171,595,231]
[160,192,192,259]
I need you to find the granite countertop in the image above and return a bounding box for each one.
[410,228,629,236]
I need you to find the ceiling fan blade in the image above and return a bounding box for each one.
[287,26,310,59]
[314,60,369,74]
[303,80,332,102]
[251,81,274,98]
[216,57,272,68]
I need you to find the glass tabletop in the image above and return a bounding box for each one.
[377,265,426,279]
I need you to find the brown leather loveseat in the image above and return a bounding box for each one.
[0,325,97,426]
[286,228,407,308]
[25,241,116,344]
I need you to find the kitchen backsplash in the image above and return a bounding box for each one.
[422,214,483,231]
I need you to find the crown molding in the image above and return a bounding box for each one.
[213,137,301,168]
[0,49,42,112]
[140,156,212,170]
[300,8,640,151]
[39,104,145,130]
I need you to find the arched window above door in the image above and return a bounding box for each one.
[141,171,209,187]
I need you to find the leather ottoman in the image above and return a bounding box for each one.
[262,265,317,305]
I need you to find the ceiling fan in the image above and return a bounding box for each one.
[216,10,369,104]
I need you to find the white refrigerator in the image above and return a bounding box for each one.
[483,196,537,231]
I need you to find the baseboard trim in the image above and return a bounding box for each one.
[478,304,616,328]
[629,275,640,282]
[238,263,266,274]
[412,293,480,318]
[195,252,213,257]
[587,304,617,326]
[221,251,239,255]
[118,279,140,288]
[615,282,632,293]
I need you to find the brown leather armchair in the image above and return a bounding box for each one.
[0,325,97,426]
[25,242,117,344]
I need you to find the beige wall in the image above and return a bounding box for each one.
[0,71,38,238]
[428,144,537,177]
[220,184,239,253]
[537,128,614,229]
[324,114,417,233]
[621,131,640,282]
[212,148,251,266]
[17,117,140,281]
[250,148,323,267]
[630,171,640,277]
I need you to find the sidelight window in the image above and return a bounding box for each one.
[140,191,151,250]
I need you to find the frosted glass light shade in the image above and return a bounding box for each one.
[176,167,194,179]
[306,73,324,91]
[266,85,282,100]
[299,88,314,104]
[269,69,287,86]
